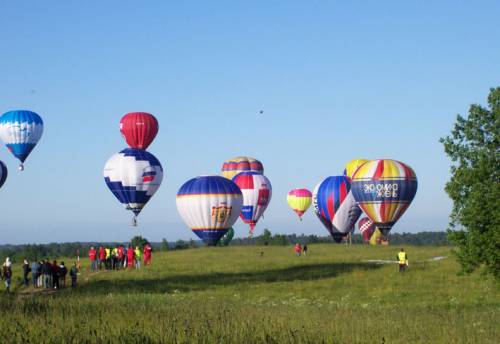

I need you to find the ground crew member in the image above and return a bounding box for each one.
[397,248,408,272]
[134,246,142,269]
[88,247,97,271]
[105,247,111,270]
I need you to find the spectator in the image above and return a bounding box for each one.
[31,260,40,288]
[42,259,52,288]
[127,246,134,269]
[69,262,78,288]
[144,243,152,266]
[2,258,12,293]
[59,262,68,288]
[52,260,60,289]
[22,258,31,287]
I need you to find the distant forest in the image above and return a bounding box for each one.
[0,231,449,262]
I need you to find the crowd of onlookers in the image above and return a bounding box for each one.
[0,243,153,293]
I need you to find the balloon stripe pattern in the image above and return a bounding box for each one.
[0,161,7,189]
[351,159,418,235]
[120,112,159,150]
[313,176,362,242]
[358,217,376,243]
[232,172,272,234]
[343,159,369,180]
[176,176,243,245]
[0,110,43,164]
[287,188,312,219]
[221,156,264,180]
[104,148,163,216]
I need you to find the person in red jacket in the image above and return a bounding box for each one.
[126,246,134,269]
[294,243,302,257]
[88,247,97,271]
[98,246,106,270]
[117,245,124,270]
[143,243,152,266]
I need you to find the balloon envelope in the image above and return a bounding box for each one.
[344,159,369,179]
[221,156,264,180]
[104,148,163,218]
[358,217,376,243]
[313,176,362,243]
[232,171,272,235]
[287,188,312,219]
[351,159,418,236]
[176,176,243,245]
[0,161,7,189]
[0,110,43,169]
[120,112,159,150]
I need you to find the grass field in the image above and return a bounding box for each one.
[0,244,498,343]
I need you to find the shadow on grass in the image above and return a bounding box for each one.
[75,262,381,295]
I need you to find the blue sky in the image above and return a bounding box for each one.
[0,1,498,244]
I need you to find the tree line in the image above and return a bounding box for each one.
[0,231,450,262]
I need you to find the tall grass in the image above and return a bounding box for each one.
[0,245,498,343]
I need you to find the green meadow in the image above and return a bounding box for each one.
[0,244,498,343]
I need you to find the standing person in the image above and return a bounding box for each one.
[127,246,134,269]
[31,260,40,288]
[303,244,308,256]
[98,246,106,270]
[134,246,142,269]
[42,259,52,288]
[105,247,111,270]
[111,247,118,270]
[88,246,97,271]
[397,248,408,272]
[22,258,31,287]
[117,245,124,270]
[143,243,152,266]
[69,262,78,288]
[52,260,60,289]
[294,243,302,257]
[2,258,12,293]
[59,262,68,288]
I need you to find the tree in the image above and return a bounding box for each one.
[131,236,149,249]
[440,87,500,279]
[256,229,272,245]
[161,238,169,251]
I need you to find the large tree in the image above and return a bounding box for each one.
[440,87,500,279]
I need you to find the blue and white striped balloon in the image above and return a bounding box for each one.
[0,110,44,170]
[104,148,163,225]
[176,176,243,245]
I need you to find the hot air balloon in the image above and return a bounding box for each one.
[0,161,8,189]
[221,156,264,180]
[218,227,235,246]
[119,112,159,150]
[358,217,376,243]
[312,176,362,243]
[287,188,312,220]
[344,159,369,180]
[104,148,163,225]
[351,159,418,236]
[176,176,243,246]
[0,110,43,171]
[232,172,272,236]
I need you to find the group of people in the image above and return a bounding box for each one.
[294,243,308,256]
[1,257,79,293]
[88,243,152,271]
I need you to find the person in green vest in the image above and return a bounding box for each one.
[134,246,142,269]
[105,247,111,270]
[397,248,408,272]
